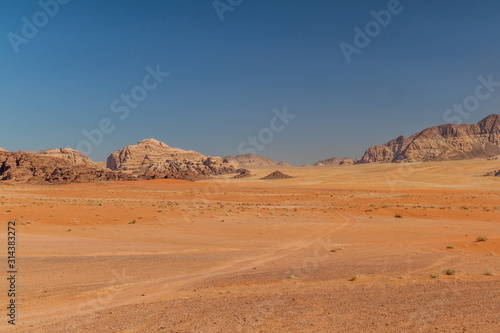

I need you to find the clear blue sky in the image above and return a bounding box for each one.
[1,0,500,165]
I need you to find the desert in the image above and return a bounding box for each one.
[1,158,499,332]
[3,1,500,332]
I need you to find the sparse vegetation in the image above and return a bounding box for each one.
[444,269,455,276]
[446,245,455,249]
[348,275,358,281]
[394,214,403,218]
[430,273,440,279]
[483,268,495,276]
[476,236,488,242]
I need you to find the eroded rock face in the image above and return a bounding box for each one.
[224,153,279,167]
[13,148,96,167]
[0,151,133,183]
[314,157,354,166]
[358,114,500,163]
[107,139,238,178]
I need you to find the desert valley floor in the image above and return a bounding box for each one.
[1,160,499,332]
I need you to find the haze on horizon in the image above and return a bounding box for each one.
[1,0,500,165]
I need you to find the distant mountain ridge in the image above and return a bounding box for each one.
[224,153,290,167]
[314,157,354,166]
[358,114,500,163]
[2,114,500,183]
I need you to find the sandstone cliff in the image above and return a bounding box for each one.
[107,139,238,178]
[0,151,133,183]
[13,148,96,167]
[358,114,500,163]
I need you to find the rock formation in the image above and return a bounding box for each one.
[485,170,500,177]
[107,139,238,178]
[358,114,500,163]
[0,147,6,152]
[0,151,133,183]
[233,169,253,178]
[224,153,279,167]
[277,161,291,167]
[314,157,354,166]
[13,148,96,167]
[261,171,293,180]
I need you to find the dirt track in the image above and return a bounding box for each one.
[1,159,499,332]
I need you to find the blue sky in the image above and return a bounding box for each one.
[1,0,500,165]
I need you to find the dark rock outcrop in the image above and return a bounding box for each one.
[485,170,500,177]
[233,169,253,178]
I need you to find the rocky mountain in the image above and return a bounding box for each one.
[13,148,96,167]
[358,114,500,163]
[314,157,354,166]
[277,161,291,167]
[0,147,6,152]
[107,139,238,178]
[224,153,280,167]
[0,151,133,183]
